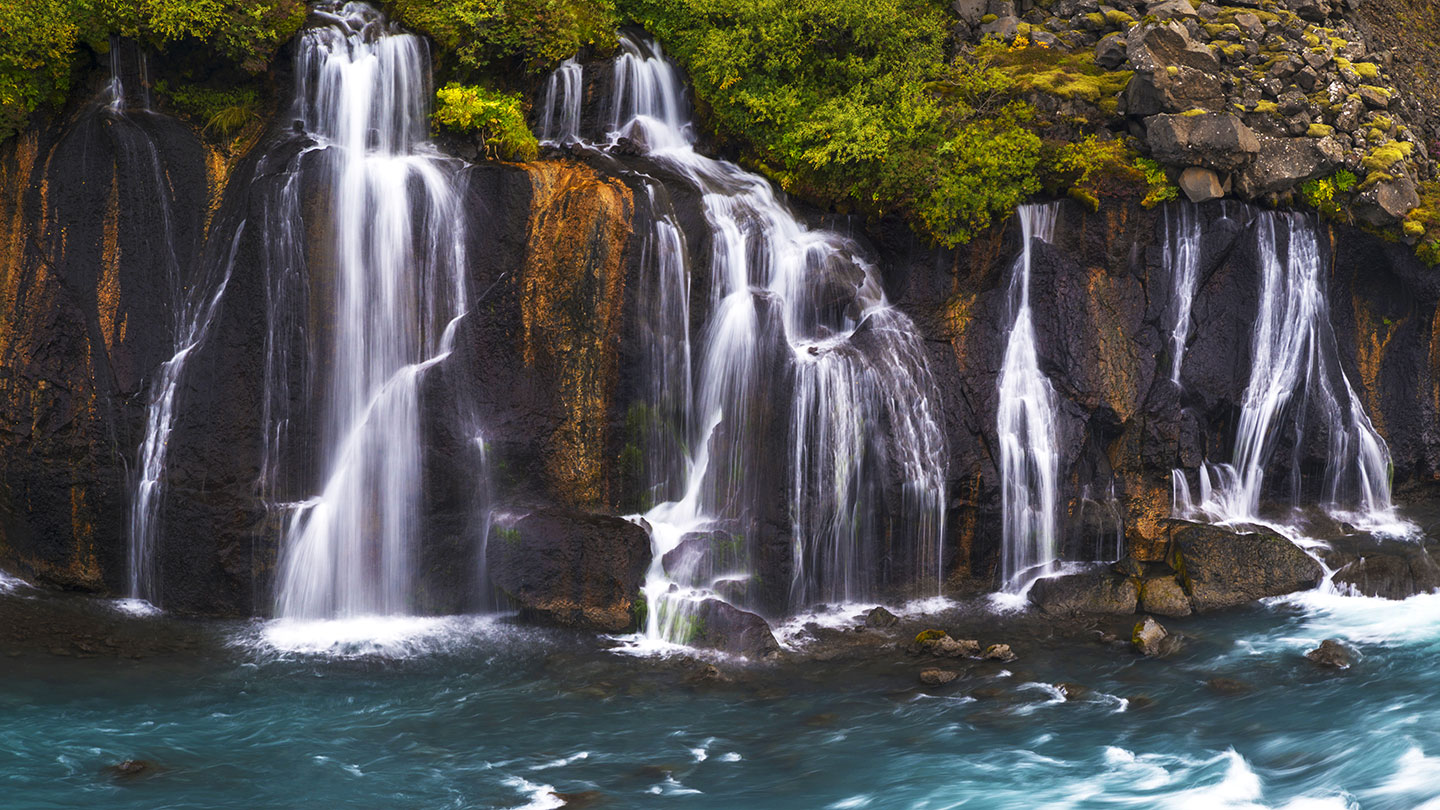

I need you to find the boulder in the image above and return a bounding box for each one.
[980,15,1022,40]
[1166,522,1325,611]
[1305,638,1353,669]
[951,0,989,25]
[1290,0,1332,22]
[687,598,781,658]
[1179,166,1224,202]
[1351,173,1421,227]
[1358,85,1391,110]
[1234,135,1344,197]
[983,643,1018,662]
[1232,12,1264,38]
[1096,34,1128,70]
[1138,576,1193,616]
[1131,616,1168,656]
[486,510,652,632]
[1147,114,1260,173]
[1126,23,1221,73]
[660,530,745,584]
[864,606,900,628]
[920,668,960,686]
[1146,0,1198,18]
[1028,569,1139,615]
[1332,546,1440,599]
[933,635,982,657]
[1126,68,1227,116]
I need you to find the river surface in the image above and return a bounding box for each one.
[1,577,1437,809]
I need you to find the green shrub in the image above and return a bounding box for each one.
[619,0,1044,246]
[0,0,305,143]
[1045,135,1144,211]
[387,0,619,75]
[1134,157,1178,208]
[433,82,539,161]
[1298,169,1356,218]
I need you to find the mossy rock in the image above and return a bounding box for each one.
[914,629,948,645]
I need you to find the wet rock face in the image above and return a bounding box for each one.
[1029,568,1139,616]
[1167,522,1324,611]
[0,103,210,596]
[485,509,651,632]
[1306,638,1353,668]
[1330,540,1440,600]
[686,598,780,659]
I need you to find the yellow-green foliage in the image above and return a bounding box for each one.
[621,0,1045,247]
[388,0,618,74]
[1252,100,1279,115]
[1352,61,1380,80]
[1299,169,1356,218]
[0,0,305,142]
[1135,157,1178,208]
[433,82,538,161]
[1306,123,1333,137]
[1045,135,1143,211]
[155,79,258,135]
[1104,9,1134,27]
[1363,140,1414,172]
[977,39,1132,115]
[1411,181,1440,266]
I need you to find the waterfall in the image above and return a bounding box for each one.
[633,181,693,508]
[585,36,945,642]
[119,39,218,609]
[1174,212,1404,535]
[539,59,583,145]
[997,203,1061,593]
[271,3,472,619]
[1164,202,1202,385]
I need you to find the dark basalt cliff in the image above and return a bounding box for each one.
[1,0,1438,618]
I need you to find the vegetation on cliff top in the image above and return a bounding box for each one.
[0,0,304,141]
[386,0,620,77]
[620,0,1059,246]
[433,82,539,161]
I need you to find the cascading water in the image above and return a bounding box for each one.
[120,39,222,610]
[539,59,583,145]
[997,203,1061,593]
[270,3,472,619]
[1172,212,1404,535]
[587,37,946,643]
[1163,202,1202,385]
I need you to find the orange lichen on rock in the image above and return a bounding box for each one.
[1351,297,1399,437]
[1084,266,1143,421]
[520,161,634,507]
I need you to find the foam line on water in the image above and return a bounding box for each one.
[243,614,512,659]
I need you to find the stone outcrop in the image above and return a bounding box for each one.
[686,598,781,658]
[485,509,651,632]
[1166,522,1324,611]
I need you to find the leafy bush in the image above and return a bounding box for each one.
[0,0,78,141]
[619,0,1044,246]
[434,82,539,161]
[0,0,304,143]
[1134,157,1178,208]
[387,0,619,75]
[1044,135,1144,211]
[1299,170,1357,219]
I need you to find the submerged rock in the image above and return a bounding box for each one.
[919,668,960,686]
[104,760,163,781]
[486,509,652,632]
[1206,677,1253,695]
[1332,546,1440,600]
[864,606,900,628]
[1305,639,1353,669]
[1131,616,1169,656]
[1166,523,1324,611]
[983,643,1018,662]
